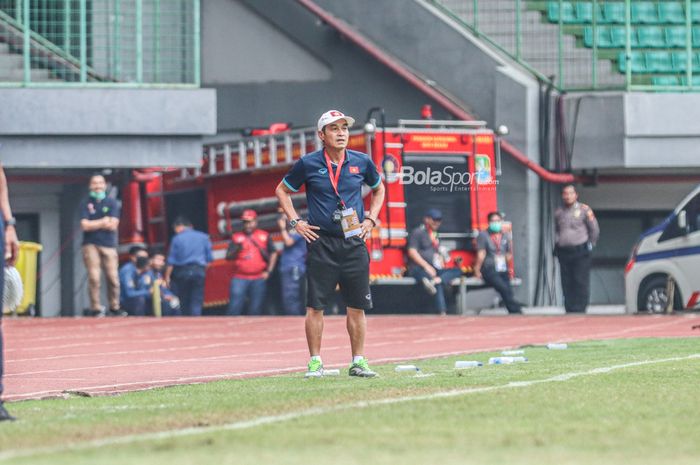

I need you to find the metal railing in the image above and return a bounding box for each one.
[433,0,697,92]
[0,0,199,87]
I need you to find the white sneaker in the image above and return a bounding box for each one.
[421,277,437,296]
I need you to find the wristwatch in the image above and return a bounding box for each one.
[289,218,302,228]
[4,217,16,228]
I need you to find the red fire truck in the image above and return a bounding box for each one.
[118,112,506,311]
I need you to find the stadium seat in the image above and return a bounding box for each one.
[646,51,674,73]
[671,52,700,72]
[665,26,690,48]
[631,2,659,24]
[637,26,666,48]
[602,2,626,25]
[618,51,646,73]
[584,26,638,48]
[651,76,680,86]
[575,2,593,23]
[693,3,700,24]
[547,2,576,23]
[658,2,686,25]
[694,27,700,46]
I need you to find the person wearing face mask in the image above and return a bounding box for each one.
[407,208,463,315]
[80,174,124,317]
[474,211,521,314]
[119,246,153,316]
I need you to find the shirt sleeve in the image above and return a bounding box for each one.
[407,229,421,251]
[109,199,121,218]
[584,206,600,245]
[282,159,306,192]
[476,232,489,251]
[205,236,213,263]
[364,157,382,190]
[79,200,89,220]
[267,236,275,255]
[167,236,179,265]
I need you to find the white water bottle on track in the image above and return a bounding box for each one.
[395,365,420,373]
[454,361,482,369]
[489,356,527,365]
[547,343,568,350]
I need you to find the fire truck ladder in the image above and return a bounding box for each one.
[178,128,322,181]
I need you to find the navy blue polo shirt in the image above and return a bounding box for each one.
[282,149,382,236]
[80,196,121,248]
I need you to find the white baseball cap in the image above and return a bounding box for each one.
[317,110,355,132]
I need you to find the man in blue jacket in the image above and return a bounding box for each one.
[164,217,212,316]
[119,246,152,316]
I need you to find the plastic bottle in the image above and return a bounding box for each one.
[395,365,420,373]
[501,349,524,355]
[489,356,528,365]
[323,369,340,376]
[547,343,568,350]
[454,360,483,369]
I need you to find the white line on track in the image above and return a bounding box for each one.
[1,353,698,462]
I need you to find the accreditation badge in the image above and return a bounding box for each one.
[494,254,508,273]
[341,208,363,239]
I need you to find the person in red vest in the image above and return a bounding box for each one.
[226,209,277,315]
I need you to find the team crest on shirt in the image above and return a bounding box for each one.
[349,166,360,174]
[319,168,328,174]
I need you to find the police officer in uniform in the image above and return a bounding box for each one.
[554,184,600,313]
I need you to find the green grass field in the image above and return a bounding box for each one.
[1,337,699,465]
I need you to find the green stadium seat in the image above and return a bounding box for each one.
[602,2,626,25]
[694,27,700,46]
[693,3,700,24]
[646,51,674,72]
[637,26,666,48]
[612,26,637,47]
[680,75,700,86]
[575,2,593,23]
[547,2,576,23]
[618,51,646,73]
[671,52,700,72]
[665,26,690,48]
[631,2,659,24]
[651,76,680,86]
[658,2,686,25]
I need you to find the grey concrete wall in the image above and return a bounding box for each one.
[0,89,215,135]
[204,0,455,131]
[0,88,216,167]
[202,0,330,84]
[568,92,700,170]
[10,183,63,317]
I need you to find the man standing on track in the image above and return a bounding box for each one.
[79,174,124,317]
[554,184,599,313]
[0,163,19,421]
[275,110,385,378]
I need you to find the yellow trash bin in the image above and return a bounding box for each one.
[13,241,43,315]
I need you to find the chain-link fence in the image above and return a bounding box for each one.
[434,0,697,91]
[0,0,199,86]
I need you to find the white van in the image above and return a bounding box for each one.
[625,184,700,313]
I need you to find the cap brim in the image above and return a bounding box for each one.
[319,116,355,131]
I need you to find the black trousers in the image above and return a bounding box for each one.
[557,249,592,313]
[481,268,521,314]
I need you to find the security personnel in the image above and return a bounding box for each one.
[0,163,19,421]
[275,109,385,378]
[119,246,152,316]
[554,184,600,313]
[164,217,213,316]
[226,209,277,316]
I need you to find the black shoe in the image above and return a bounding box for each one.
[84,307,106,318]
[108,308,128,317]
[0,403,16,422]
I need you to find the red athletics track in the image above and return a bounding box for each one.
[3,314,699,402]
